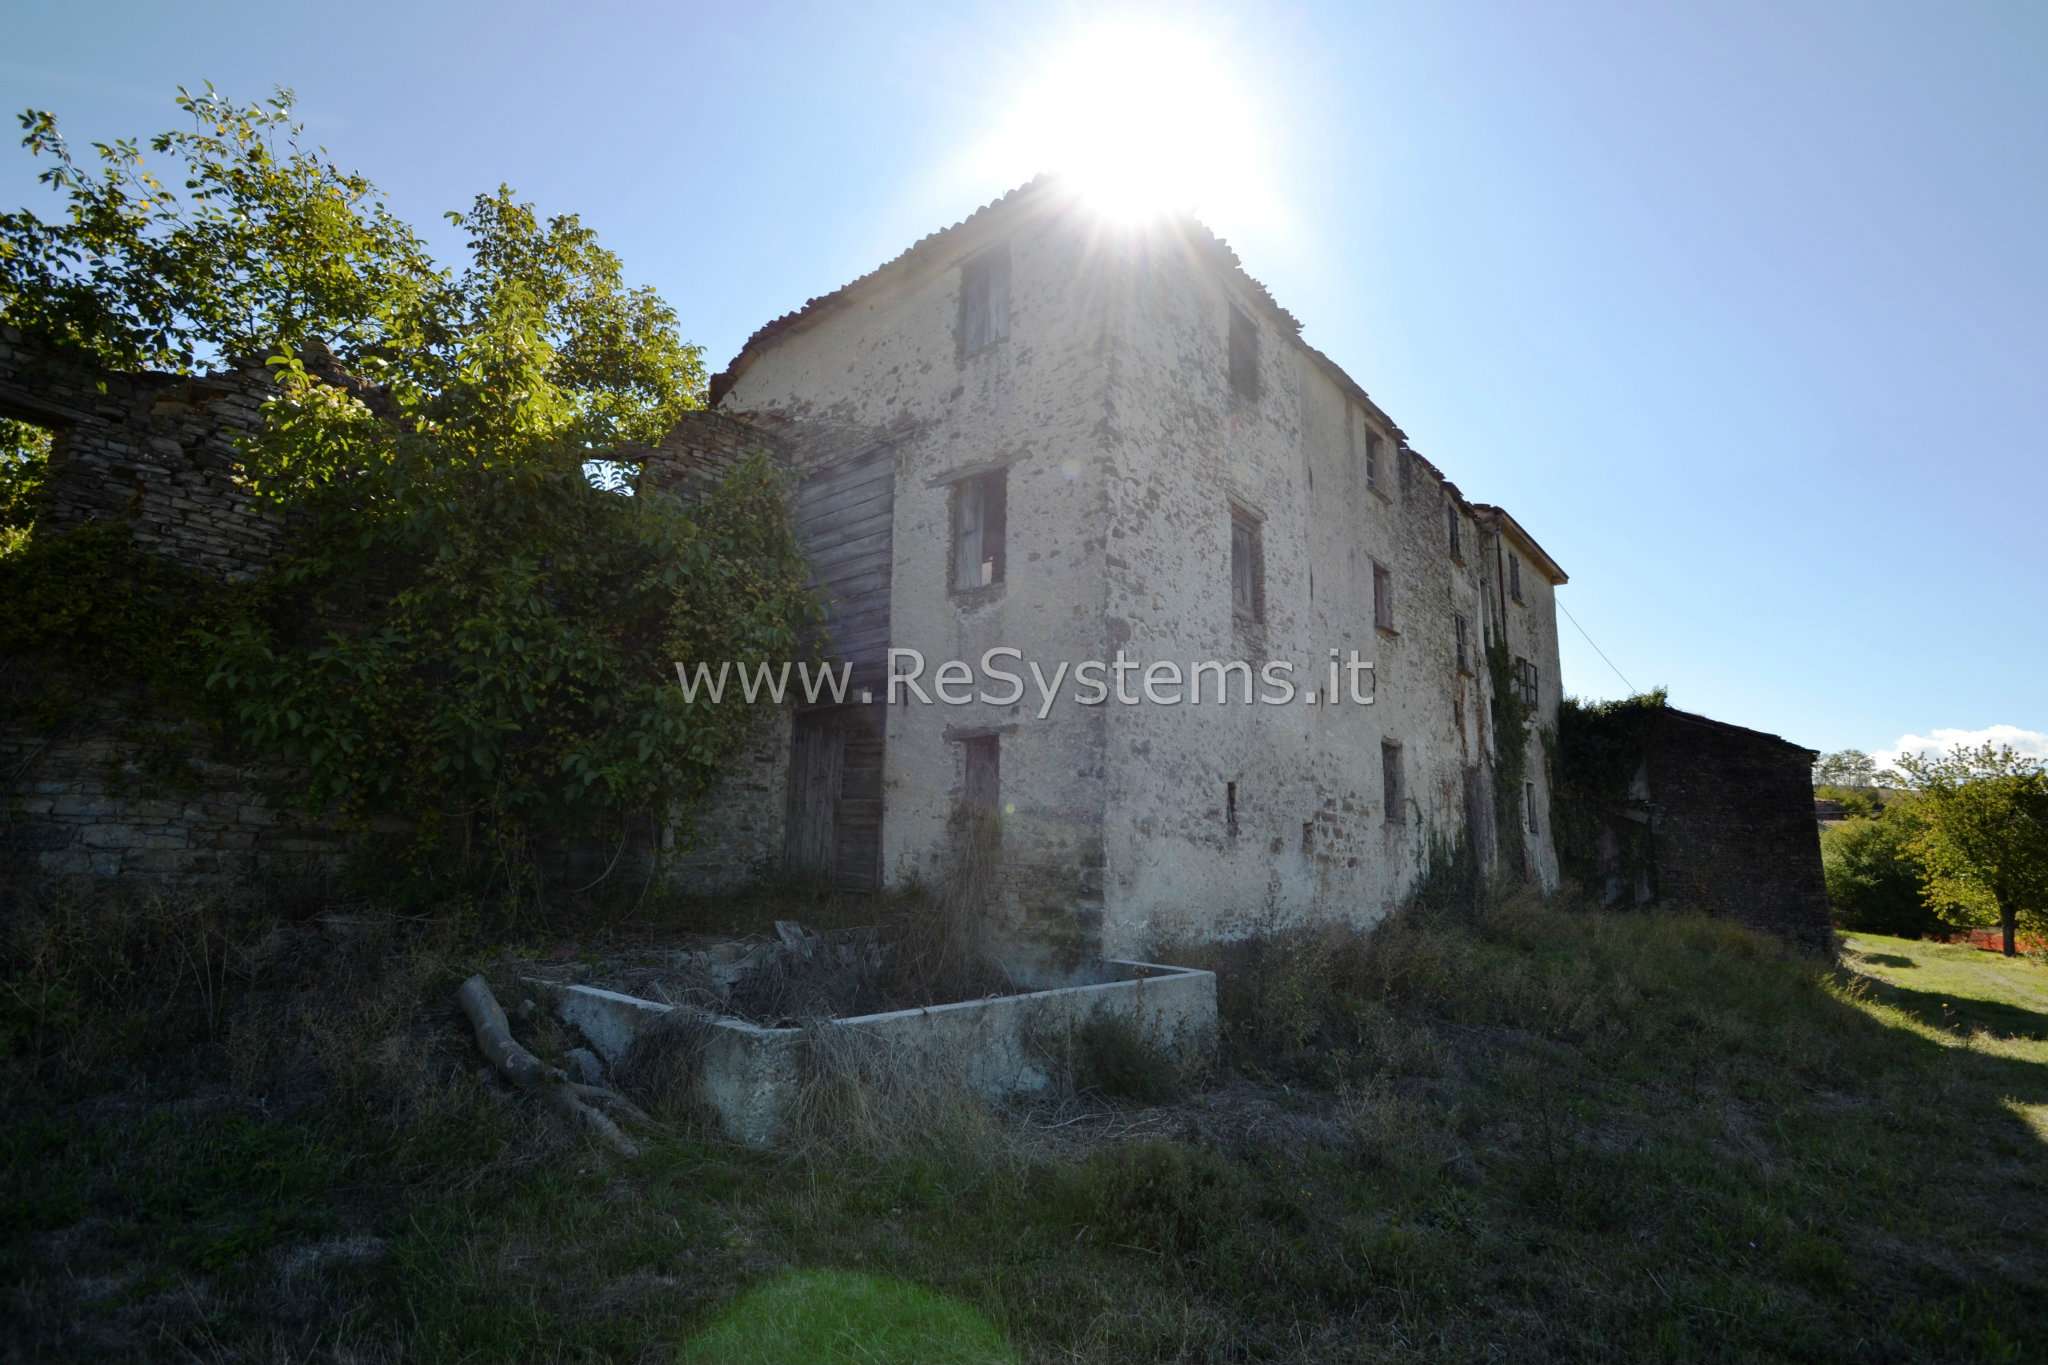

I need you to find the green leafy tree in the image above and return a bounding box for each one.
[2,86,810,885]
[2,87,703,454]
[1891,743,2048,956]
[1812,749,1879,790]
[1,85,436,373]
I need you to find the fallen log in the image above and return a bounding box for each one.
[456,973,646,1158]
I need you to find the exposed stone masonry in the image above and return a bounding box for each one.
[1,701,349,885]
[0,328,329,582]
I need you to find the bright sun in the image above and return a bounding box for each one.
[975,18,1272,228]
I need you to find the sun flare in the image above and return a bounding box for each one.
[975,18,1273,228]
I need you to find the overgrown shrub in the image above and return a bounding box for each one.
[1822,810,1943,937]
[202,448,816,876]
[1068,1010,1185,1104]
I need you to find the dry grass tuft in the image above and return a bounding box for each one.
[613,1008,723,1126]
[786,1021,1007,1164]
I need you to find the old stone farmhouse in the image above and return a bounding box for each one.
[1,178,1842,959]
[654,178,1569,964]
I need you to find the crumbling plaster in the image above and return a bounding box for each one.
[1095,234,1561,952]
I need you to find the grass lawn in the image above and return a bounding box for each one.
[7,897,2048,1362]
[1841,932,2048,1054]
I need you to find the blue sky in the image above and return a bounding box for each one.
[5,1,2043,764]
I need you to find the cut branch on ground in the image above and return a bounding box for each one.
[456,973,647,1157]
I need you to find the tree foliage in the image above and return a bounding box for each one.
[1,86,434,373]
[203,447,813,867]
[1812,749,1880,790]
[1820,801,1942,938]
[1,86,812,885]
[1813,784,1885,820]
[1891,743,2048,956]
[1,85,705,443]
[0,418,50,554]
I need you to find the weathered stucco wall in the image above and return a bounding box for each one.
[1486,521,1564,889]
[1092,228,1563,953]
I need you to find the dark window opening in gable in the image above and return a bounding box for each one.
[951,469,1008,592]
[1364,429,1382,491]
[1382,740,1405,823]
[1373,560,1395,634]
[959,243,1012,357]
[1230,507,1265,624]
[1398,445,1412,494]
[1447,501,1462,559]
[1228,305,1260,401]
[1509,552,1524,603]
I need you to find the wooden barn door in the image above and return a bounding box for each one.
[785,703,884,890]
[786,711,843,877]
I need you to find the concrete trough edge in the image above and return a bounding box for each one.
[526,959,1217,1147]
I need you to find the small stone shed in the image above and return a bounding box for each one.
[1578,707,1832,951]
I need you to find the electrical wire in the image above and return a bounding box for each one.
[1557,597,1639,696]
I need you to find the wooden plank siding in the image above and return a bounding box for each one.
[792,444,895,693]
[785,443,895,888]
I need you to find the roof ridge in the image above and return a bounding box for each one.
[707,177,1566,583]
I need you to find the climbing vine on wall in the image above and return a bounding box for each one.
[202,446,816,869]
[1485,639,1532,879]
[0,521,242,728]
[1551,689,1669,895]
